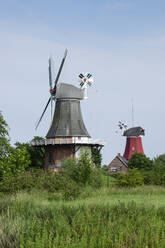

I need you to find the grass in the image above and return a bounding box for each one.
[1,186,165,247]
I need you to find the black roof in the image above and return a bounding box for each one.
[56,83,84,100]
[46,83,90,138]
[123,126,145,137]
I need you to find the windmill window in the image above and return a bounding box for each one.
[110,167,117,172]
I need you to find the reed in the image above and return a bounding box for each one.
[1,186,165,248]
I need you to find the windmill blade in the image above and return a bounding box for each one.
[35,98,51,130]
[48,56,55,89]
[53,49,68,91]
[48,58,53,89]
[50,95,54,122]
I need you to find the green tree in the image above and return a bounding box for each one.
[128,153,153,170]
[15,136,45,168]
[0,147,31,180]
[0,112,11,160]
[91,147,102,168]
[154,154,165,166]
[150,160,165,185]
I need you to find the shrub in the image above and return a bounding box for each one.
[116,169,144,187]
[62,153,103,188]
[0,169,81,200]
[62,153,92,185]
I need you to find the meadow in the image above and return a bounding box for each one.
[1,186,165,248]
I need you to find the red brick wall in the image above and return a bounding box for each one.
[44,145,75,170]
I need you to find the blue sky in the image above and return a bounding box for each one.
[0,0,165,164]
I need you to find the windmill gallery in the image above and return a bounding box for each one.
[32,50,145,173]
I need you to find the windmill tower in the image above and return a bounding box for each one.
[33,50,105,172]
[119,122,145,161]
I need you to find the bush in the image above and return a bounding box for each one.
[62,153,103,188]
[0,169,81,200]
[62,153,92,185]
[116,169,144,187]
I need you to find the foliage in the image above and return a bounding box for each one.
[101,164,108,173]
[2,187,165,247]
[140,158,165,186]
[116,168,144,187]
[154,153,165,166]
[91,147,102,168]
[15,136,45,168]
[0,147,31,180]
[0,169,81,200]
[128,153,153,170]
[0,112,11,160]
[88,168,103,188]
[149,161,165,185]
[62,153,92,185]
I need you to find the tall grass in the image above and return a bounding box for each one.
[1,187,165,247]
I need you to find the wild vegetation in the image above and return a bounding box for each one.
[1,111,165,247]
[1,187,165,247]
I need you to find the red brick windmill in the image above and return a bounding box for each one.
[119,121,145,161]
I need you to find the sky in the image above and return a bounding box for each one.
[0,0,165,164]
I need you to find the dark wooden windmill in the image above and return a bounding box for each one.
[32,50,105,172]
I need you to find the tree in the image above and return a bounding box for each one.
[0,112,11,160]
[15,136,45,168]
[0,147,31,180]
[128,153,153,170]
[154,154,165,166]
[149,160,165,185]
[91,147,102,168]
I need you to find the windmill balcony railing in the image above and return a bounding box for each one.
[30,138,106,147]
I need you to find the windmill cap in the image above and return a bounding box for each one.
[123,126,145,137]
[56,83,84,100]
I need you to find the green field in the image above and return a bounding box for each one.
[1,186,165,248]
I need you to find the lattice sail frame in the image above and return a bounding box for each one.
[78,73,94,99]
[78,73,94,89]
[118,121,128,135]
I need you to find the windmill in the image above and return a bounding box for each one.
[123,126,145,160]
[33,50,105,172]
[119,121,145,161]
[117,99,145,161]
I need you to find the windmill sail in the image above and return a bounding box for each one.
[35,49,68,130]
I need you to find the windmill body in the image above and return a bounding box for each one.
[123,126,145,160]
[33,51,105,172]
